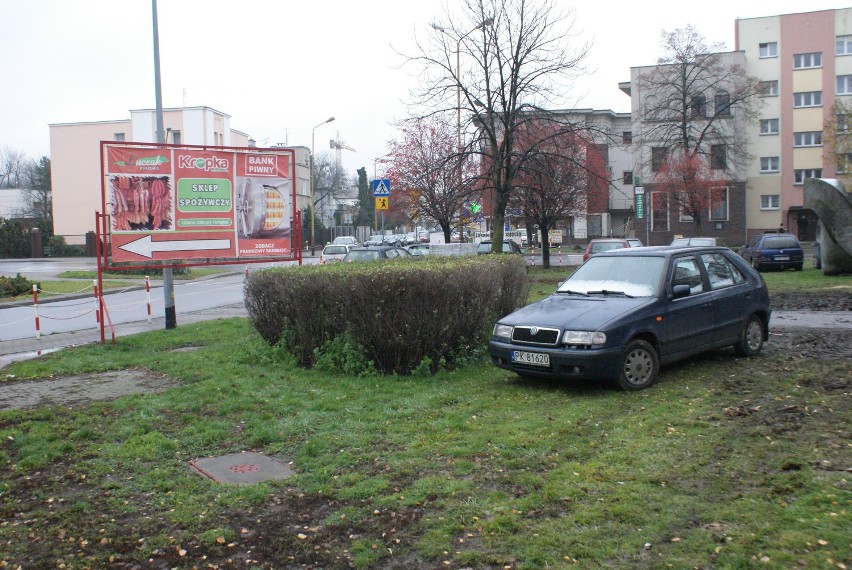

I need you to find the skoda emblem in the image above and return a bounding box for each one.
[530,326,539,336]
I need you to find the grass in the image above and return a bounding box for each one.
[0,269,849,568]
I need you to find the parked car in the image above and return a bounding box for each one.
[343,246,412,262]
[583,238,630,262]
[626,238,644,247]
[670,236,729,248]
[403,232,417,246]
[319,244,352,264]
[332,236,359,247]
[418,231,430,243]
[364,235,385,247]
[477,240,523,255]
[488,246,770,390]
[740,233,804,271]
[384,234,405,246]
[407,244,431,256]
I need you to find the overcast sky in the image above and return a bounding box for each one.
[2,1,850,177]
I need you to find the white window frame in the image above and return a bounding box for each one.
[793,131,823,147]
[760,119,780,135]
[760,157,780,173]
[760,195,780,210]
[759,80,779,97]
[794,168,823,185]
[709,187,729,221]
[793,91,822,108]
[793,52,822,69]
[837,36,852,56]
[837,75,852,95]
[759,42,778,58]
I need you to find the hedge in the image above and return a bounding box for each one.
[244,255,529,375]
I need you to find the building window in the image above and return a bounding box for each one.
[793,52,822,69]
[651,147,667,172]
[760,157,780,173]
[690,94,707,117]
[715,91,731,116]
[650,192,669,231]
[760,195,780,210]
[837,75,852,95]
[837,153,852,173]
[114,133,125,141]
[710,144,727,170]
[838,114,851,132]
[759,42,778,58]
[760,119,780,135]
[709,187,729,221]
[794,168,823,184]
[622,131,632,145]
[793,131,823,147]
[623,171,633,185]
[837,36,852,55]
[793,91,822,108]
[759,80,779,97]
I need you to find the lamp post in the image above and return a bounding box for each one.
[310,116,335,253]
[431,17,493,243]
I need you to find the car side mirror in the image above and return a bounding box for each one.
[672,284,691,298]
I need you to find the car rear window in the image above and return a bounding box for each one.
[346,250,380,261]
[591,242,626,254]
[763,236,799,249]
[324,246,348,255]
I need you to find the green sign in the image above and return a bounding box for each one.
[177,178,233,212]
[634,186,645,219]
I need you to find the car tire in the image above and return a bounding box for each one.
[734,314,764,357]
[794,263,803,271]
[616,339,658,391]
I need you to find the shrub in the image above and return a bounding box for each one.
[0,273,35,297]
[244,255,529,375]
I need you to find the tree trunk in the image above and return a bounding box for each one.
[540,222,551,269]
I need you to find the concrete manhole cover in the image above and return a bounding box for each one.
[190,451,295,485]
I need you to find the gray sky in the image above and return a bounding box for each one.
[2,1,850,177]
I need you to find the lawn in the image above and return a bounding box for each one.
[0,269,849,568]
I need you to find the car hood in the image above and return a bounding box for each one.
[499,294,654,331]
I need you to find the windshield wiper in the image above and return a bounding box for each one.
[556,289,589,296]
[585,290,634,298]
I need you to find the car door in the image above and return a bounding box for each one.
[660,254,716,360]
[699,252,750,344]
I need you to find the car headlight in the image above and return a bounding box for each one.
[493,323,513,340]
[562,331,606,345]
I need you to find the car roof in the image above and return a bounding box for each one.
[594,245,731,258]
[588,238,628,243]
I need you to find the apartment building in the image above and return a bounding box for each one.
[49,106,311,244]
[736,8,852,241]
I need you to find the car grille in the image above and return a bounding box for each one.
[512,326,560,346]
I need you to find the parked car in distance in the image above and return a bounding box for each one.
[670,236,728,248]
[583,238,630,262]
[407,244,431,256]
[364,235,385,247]
[418,231,430,243]
[343,246,412,262]
[488,246,771,390]
[384,234,405,246]
[332,236,359,247]
[403,232,417,246]
[740,233,804,271]
[477,240,523,255]
[626,238,644,247]
[319,244,352,264]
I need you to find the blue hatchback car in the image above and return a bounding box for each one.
[488,246,771,390]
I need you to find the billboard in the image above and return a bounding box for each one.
[102,142,298,264]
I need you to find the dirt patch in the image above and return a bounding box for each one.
[771,291,851,311]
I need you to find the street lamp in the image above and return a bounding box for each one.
[310,116,335,252]
[431,17,493,242]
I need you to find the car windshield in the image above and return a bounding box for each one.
[558,255,665,297]
[323,246,348,255]
[591,242,626,254]
[345,250,381,261]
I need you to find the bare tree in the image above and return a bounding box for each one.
[637,26,763,173]
[386,116,477,243]
[823,100,852,187]
[0,147,28,189]
[17,156,53,221]
[312,151,353,227]
[406,0,590,253]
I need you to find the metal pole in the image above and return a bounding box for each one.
[152,0,176,329]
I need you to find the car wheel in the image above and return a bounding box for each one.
[794,263,803,271]
[616,339,658,391]
[734,315,764,357]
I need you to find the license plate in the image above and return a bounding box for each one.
[775,255,789,261]
[511,350,550,367]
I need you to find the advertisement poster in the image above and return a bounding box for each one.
[103,144,295,263]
